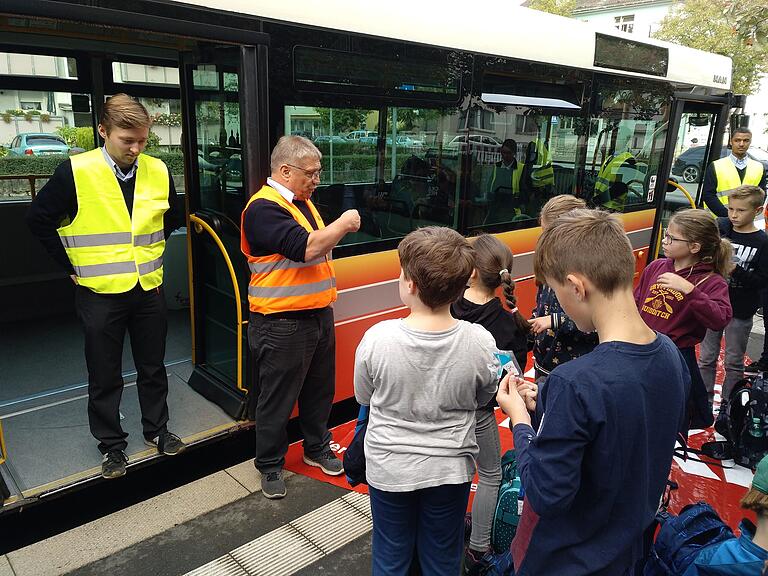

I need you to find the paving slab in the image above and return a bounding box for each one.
[8,470,249,576]
[0,556,14,576]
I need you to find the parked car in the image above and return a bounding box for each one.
[313,135,349,145]
[671,146,768,183]
[8,133,70,156]
[445,134,503,149]
[345,130,377,141]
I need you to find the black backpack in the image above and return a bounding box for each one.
[703,374,768,469]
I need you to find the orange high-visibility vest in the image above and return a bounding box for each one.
[240,185,336,314]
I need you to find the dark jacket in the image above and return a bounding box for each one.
[717,218,768,319]
[531,284,598,375]
[451,296,528,371]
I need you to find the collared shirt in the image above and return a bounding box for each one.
[266,177,295,203]
[101,147,137,182]
[730,152,748,170]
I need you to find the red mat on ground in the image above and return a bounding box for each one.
[284,344,757,528]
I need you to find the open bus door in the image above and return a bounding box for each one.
[650,95,732,260]
[181,44,269,421]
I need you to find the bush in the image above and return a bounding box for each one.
[56,126,94,151]
[0,155,69,176]
[149,151,184,174]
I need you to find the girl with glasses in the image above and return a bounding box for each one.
[634,209,733,436]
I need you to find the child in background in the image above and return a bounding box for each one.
[354,227,499,576]
[451,234,530,575]
[699,185,768,409]
[530,195,598,380]
[684,452,768,575]
[497,209,689,576]
[634,208,732,432]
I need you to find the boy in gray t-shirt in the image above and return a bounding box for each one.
[354,226,498,576]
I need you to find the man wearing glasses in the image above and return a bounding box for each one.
[240,135,360,499]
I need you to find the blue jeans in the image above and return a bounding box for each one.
[369,482,471,576]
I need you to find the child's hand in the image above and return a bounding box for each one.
[656,272,695,295]
[529,315,552,334]
[497,374,532,426]
[516,379,538,413]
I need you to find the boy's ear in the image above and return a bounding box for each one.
[407,278,418,295]
[565,273,587,302]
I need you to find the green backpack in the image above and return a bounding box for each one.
[491,449,523,553]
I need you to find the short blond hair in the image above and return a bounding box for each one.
[271,136,322,173]
[100,93,151,133]
[540,194,587,229]
[534,208,634,295]
[728,184,766,210]
[398,227,474,309]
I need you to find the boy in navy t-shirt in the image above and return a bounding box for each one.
[496,209,689,576]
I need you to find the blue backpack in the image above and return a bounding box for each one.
[644,502,735,576]
[491,450,523,553]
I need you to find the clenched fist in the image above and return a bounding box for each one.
[339,209,361,232]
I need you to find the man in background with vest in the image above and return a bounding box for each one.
[241,136,360,499]
[27,94,186,479]
[701,127,767,217]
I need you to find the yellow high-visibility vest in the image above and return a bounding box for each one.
[489,162,525,197]
[530,140,554,187]
[712,156,764,206]
[58,148,169,293]
[241,185,336,314]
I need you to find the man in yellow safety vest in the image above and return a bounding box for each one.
[240,136,360,499]
[701,127,766,218]
[27,94,186,479]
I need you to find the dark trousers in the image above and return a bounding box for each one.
[249,307,335,473]
[680,346,713,434]
[75,284,169,454]
[369,482,471,576]
[761,288,768,363]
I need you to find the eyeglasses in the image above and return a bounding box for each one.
[662,230,690,244]
[286,164,323,180]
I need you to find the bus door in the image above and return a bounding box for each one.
[651,97,731,258]
[181,44,269,420]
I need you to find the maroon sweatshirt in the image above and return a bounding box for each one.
[634,258,732,349]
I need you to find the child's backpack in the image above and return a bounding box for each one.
[703,374,768,469]
[491,449,523,553]
[643,502,735,576]
[484,550,514,576]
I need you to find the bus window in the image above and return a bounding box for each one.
[383,107,461,231]
[583,79,672,213]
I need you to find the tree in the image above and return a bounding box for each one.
[314,108,368,135]
[726,0,768,49]
[653,0,768,95]
[525,0,576,18]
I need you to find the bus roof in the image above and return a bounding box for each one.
[173,0,732,91]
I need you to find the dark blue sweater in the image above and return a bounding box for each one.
[511,334,690,576]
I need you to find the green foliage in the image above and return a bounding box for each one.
[0,155,69,175]
[726,1,768,49]
[0,146,7,158]
[56,126,95,151]
[314,108,369,134]
[147,151,184,174]
[525,0,575,17]
[653,0,768,95]
[152,113,182,126]
[146,131,162,150]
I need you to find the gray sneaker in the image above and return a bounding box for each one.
[303,449,344,476]
[102,449,128,479]
[144,431,186,456]
[261,470,287,499]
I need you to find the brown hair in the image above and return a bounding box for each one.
[540,194,587,230]
[669,209,734,278]
[470,234,532,335]
[398,226,474,310]
[99,93,151,133]
[728,184,766,210]
[534,208,635,295]
[740,485,768,519]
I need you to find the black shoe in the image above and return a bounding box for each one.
[102,450,128,479]
[144,431,186,455]
[261,471,287,499]
[463,547,494,576]
[745,359,768,374]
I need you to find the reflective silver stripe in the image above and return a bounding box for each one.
[134,230,165,246]
[248,278,335,298]
[138,256,163,276]
[74,261,137,278]
[60,232,132,248]
[248,256,326,274]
